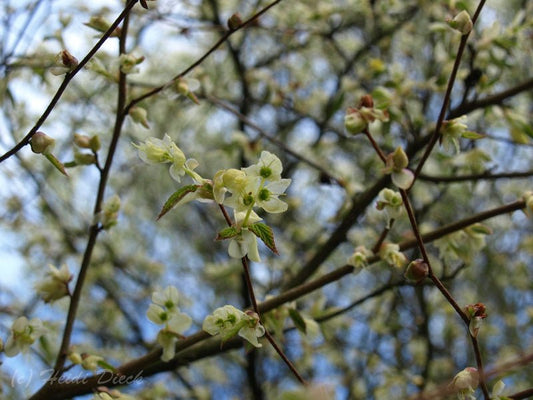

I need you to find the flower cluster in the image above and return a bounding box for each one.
[3,316,45,357]
[203,305,265,348]
[214,151,291,261]
[146,286,192,361]
[135,136,291,262]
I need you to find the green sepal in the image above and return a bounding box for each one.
[157,185,198,220]
[216,226,239,240]
[248,222,278,255]
[44,153,68,176]
[288,308,307,334]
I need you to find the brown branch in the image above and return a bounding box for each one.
[0,0,139,164]
[448,77,533,119]
[419,170,533,183]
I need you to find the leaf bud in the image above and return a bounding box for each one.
[227,13,243,31]
[391,146,409,171]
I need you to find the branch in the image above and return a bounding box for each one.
[0,0,139,163]
[448,77,533,119]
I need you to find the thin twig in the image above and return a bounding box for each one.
[413,0,487,180]
[0,0,139,163]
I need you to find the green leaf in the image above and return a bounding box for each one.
[157,185,198,220]
[461,130,485,140]
[248,222,278,255]
[288,308,307,334]
[216,226,239,240]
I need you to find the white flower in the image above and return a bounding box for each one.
[4,317,45,357]
[228,229,260,262]
[347,246,373,270]
[379,243,407,268]
[255,179,291,213]
[203,305,265,348]
[243,151,284,181]
[34,264,72,303]
[152,285,180,310]
[452,367,479,400]
[134,134,187,181]
[146,286,192,361]
[376,188,404,219]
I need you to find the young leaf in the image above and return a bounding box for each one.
[216,226,239,241]
[157,185,198,220]
[248,222,278,255]
[461,131,485,140]
[288,308,307,334]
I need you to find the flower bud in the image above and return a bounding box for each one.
[448,10,473,35]
[129,106,150,128]
[89,135,101,152]
[391,146,409,171]
[74,133,91,148]
[404,259,429,283]
[452,367,479,391]
[50,50,78,75]
[84,16,112,32]
[227,13,243,31]
[176,79,189,96]
[344,108,367,135]
[30,132,55,154]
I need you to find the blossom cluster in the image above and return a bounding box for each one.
[134,134,291,262]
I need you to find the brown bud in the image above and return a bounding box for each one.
[227,13,243,31]
[358,94,374,108]
[404,259,429,283]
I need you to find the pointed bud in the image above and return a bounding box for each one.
[404,259,429,283]
[30,132,55,154]
[227,13,243,31]
[391,146,409,171]
[129,106,150,128]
